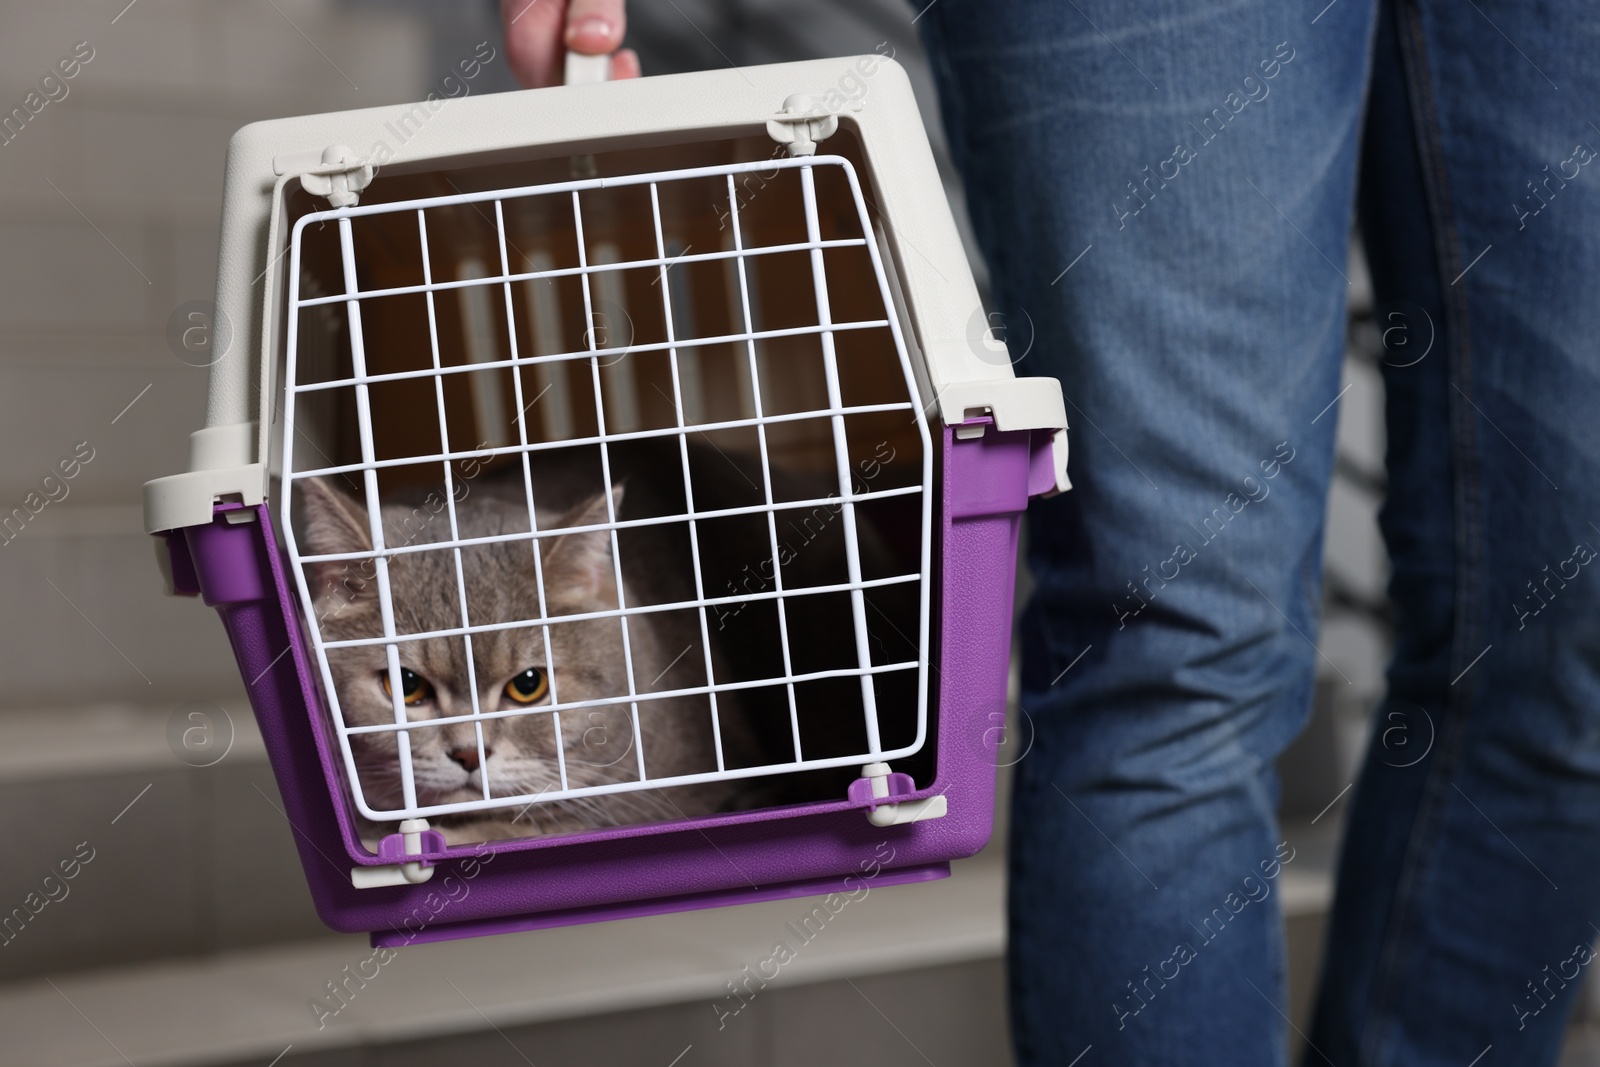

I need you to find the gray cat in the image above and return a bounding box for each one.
[299,458,753,845]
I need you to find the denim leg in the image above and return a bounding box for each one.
[1309,1,1600,1064]
[918,3,1374,1063]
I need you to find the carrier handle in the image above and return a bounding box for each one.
[564,50,613,86]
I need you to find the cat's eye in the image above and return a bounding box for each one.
[379,667,432,706]
[505,667,549,705]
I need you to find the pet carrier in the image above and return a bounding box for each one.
[144,54,1069,945]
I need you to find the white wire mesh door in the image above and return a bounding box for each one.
[279,154,933,823]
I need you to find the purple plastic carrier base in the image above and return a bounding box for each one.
[372,862,950,948]
[159,424,1042,944]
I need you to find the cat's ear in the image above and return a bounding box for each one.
[543,485,624,601]
[299,477,374,598]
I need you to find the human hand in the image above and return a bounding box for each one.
[500,0,640,88]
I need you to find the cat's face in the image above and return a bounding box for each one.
[299,478,646,822]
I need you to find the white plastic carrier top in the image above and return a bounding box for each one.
[144,54,1068,534]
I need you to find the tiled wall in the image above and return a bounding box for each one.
[0,0,429,706]
[0,705,329,983]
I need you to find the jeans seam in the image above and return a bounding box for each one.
[1359,4,1484,1065]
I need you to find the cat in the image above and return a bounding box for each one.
[298,438,916,846]
[299,450,757,845]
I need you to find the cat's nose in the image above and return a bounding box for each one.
[447,746,487,771]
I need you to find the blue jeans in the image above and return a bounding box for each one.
[919,1,1600,1063]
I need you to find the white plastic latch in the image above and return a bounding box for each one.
[767,94,839,157]
[1047,426,1072,496]
[280,144,375,209]
[859,762,948,827]
[350,818,436,889]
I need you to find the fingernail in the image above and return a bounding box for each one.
[566,16,614,43]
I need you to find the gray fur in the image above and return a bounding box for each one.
[300,472,742,844]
